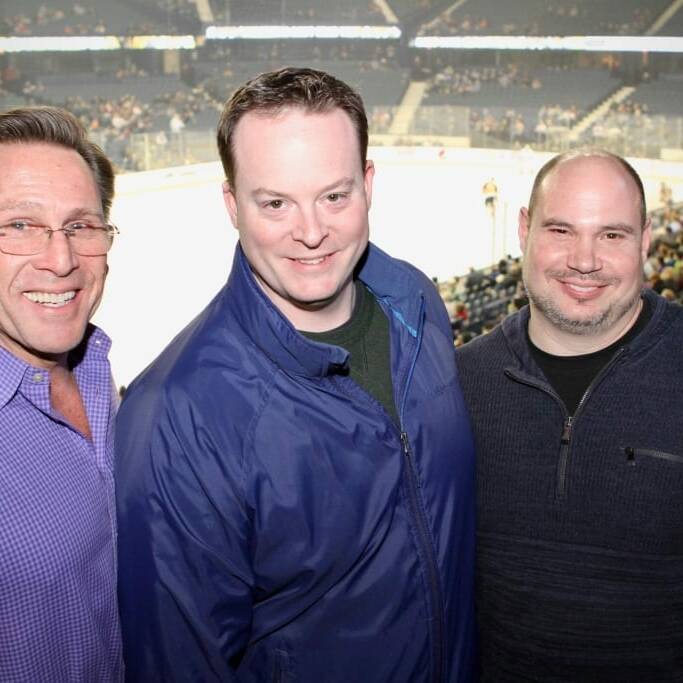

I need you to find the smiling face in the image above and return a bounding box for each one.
[519,155,651,354]
[224,106,374,332]
[0,142,108,368]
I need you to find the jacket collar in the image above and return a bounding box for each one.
[502,288,669,369]
[224,242,424,378]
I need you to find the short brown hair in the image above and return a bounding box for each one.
[0,106,115,219]
[527,149,647,228]
[217,66,368,187]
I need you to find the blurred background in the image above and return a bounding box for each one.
[2,0,682,384]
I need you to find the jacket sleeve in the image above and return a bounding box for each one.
[116,386,253,682]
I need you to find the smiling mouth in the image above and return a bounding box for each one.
[293,256,328,266]
[562,282,604,293]
[23,290,77,307]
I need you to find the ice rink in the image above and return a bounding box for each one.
[94,146,683,387]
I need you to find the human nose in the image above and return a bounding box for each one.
[567,234,600,274]
[33,229,79,276]
[292,206,329,248]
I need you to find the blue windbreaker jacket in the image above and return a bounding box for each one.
[115,243,476,682]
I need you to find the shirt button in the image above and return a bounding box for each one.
[32,372,44,383]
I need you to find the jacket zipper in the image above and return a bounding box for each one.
[396,296,444,683]
[557,415,573,499]
[505,346,627,500]
[400,430,444,683]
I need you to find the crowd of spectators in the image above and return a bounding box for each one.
[534,103,581,138]
[646,198,683,305]
[606,98,650,118]
[425,63,589,147]
[1,0,198,36]
[421,0,660,36]
[66,93,151,135]
[588,99,652,147]
[422,13,490,36]
[468,103,581,147]
[428,63,539,98]
[8,65,223,170]
[212,0,386,26]
[589,4,659,35]
[2,4,107,36]
[439,256,526,347]
[469,108,527,145]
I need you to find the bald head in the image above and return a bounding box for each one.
[527,150,647,229]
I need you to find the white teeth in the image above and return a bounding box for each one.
[24,290,76,306]
[297,257,325,265]
[565,283,598,292]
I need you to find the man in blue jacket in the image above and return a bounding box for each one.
[116,67,476,682]
[458,150,683,681]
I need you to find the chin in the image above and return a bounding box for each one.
[34,333,86,356]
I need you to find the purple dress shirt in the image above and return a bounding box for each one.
[0,325,122,682]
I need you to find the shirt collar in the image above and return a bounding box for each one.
[0,324,111,410]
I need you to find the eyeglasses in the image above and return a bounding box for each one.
[0,220,119,256]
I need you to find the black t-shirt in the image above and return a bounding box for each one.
[301,281,399,425]
[528,297,652,415]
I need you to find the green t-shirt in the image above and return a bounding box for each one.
[302,281,399,425]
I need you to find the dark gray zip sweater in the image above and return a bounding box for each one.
[457,288,683,682]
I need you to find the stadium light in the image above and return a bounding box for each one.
[205,25,401,40]
[411,35,683,53]
[124,36,196,50]
[0,36,121,53]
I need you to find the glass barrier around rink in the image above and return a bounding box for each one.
[95,106,683,174]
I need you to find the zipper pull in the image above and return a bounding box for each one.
[561,416,573,445]
[401,431,422,488]
[400,431,411,456]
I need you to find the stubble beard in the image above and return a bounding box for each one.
[523,271,642,337]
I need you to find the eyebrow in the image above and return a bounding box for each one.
[251,176,356,199]
[66,208,105,222]
[0,202,104,222]
[540,218,571,228]
[540,218,637,234]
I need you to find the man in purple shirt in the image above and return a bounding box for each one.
[0,107,122,681]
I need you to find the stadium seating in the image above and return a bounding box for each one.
[1,0,198,36]
[210,0,387,25]
[37,73,186,104]
[200,59,408,109]
[629,73,683,116]
[422,0,670,36]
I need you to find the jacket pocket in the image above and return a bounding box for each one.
[623,447,683,466]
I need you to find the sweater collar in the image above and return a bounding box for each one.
[502,288,669,367]
[224,242,424,378]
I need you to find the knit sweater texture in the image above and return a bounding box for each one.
[456,289,683,682]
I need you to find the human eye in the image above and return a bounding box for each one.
[603,230,625,240]
[326,192,348,203]
[64,221,97,239]
[0,220,32,234]
[65,221,104,237]
[262,199,285,211]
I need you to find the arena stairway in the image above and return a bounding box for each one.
[388,81,429,135]
[568,85,635,142]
